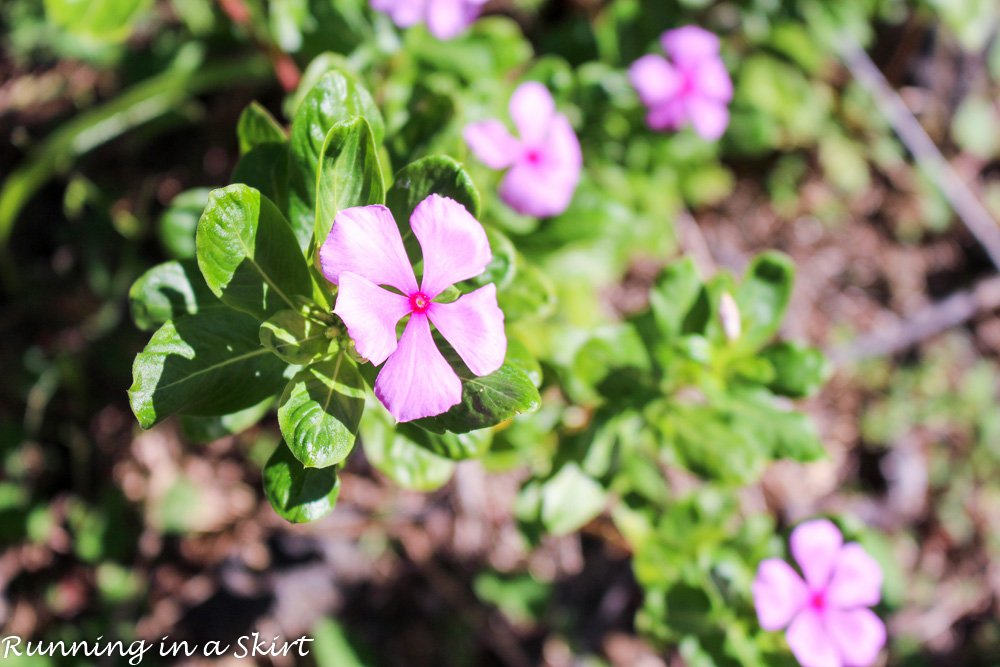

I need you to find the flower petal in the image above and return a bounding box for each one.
[334,272,413,366]
[629,54,683,107]
[499,161,576,218]
[790,519,844,590]
[375,313,463,422]
[509,81,555,146]
[785,610,842,667]
[371,0,425,27]
[646,98,687,132]
[692,58,733,102]
[427,284,506,376]
[686,96,730,140]
[426,0,481,40]
[824,608,886,667]
[410,194,492,297]
[320,205,418,294]
[826,543,883,609]
[464,119,522,169]
[661,25,721,67]
[752,558,809,631]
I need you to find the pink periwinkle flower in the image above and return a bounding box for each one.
[752,519,886,667]
[370,0,488,40]
[463,82,582,218]
[320,195,506,422]
[629,25,733,140]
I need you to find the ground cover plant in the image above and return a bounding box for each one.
[2,0,1000,665]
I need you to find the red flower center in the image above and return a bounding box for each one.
[410,292,431,313]
[525,148,543,166]
[808,590,826,612]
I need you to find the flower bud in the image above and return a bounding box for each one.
[719,292,741,342]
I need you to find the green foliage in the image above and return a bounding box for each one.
[263,441,341,523]
[43,0,153,41]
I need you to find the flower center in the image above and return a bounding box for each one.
[808,590,826,612]
[525,148,543,166]
[409,292,431,313]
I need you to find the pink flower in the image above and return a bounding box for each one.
[463,82,582,218]
[370,0,488,40]
[752,519,886,667]
[319,195,507,422]
[628,25,733,140]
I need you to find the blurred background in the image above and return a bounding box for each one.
[3,0,1000,665]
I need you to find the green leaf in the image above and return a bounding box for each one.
[260,307,337,365]
[397,422,492,460]
[237,101,286,155]
[735,252,795,348]
[288,69,384,250]
[263,441,340,523]
[505,336,542,388]
[413,338,541,434]
[497,261,557,321]
[179,397,274,444]
[128,310,289,429]
[158,188,209,260]
[314,117,385,245]
[129,259,224,331]
[458,225,516,293]
[231,143,290,214]
[278,354,366,468]
[44,0,153,41]
[649,257,703,343]
[196,184,312,321]
[760,341,832,399]
[540,463,606,536]
[386,156,481,262]
[360,406,456,490]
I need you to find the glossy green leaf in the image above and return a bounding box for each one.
[386,156,481,262]
[128,259,224,331]
[158,188,209,260]
[397,422,492,460]
[128,310,289,429]
[179,397,274,444]
[44,0,153,41]
[231,144,290,215]
[505,336,542,388]
[360,406,456,491]
[314,117,385,245]
[413,338,541,435]
[237,101,286,155]
[196,184,312,321]
[263,441,340,523]
[736,251,795,348]
[288,69,384,249]
[260,307,337,365]
[278,354,366,468]
[761,341,832,399]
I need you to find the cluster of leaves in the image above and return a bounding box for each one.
[127,69,541,522]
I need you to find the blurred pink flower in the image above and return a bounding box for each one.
[319,195,506,422]
[629,25,733,140]
[752,519,886,667]
[464,81,582,218]
[370,0,488,40]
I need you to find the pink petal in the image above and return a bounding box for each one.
[410,194,492,297]
[426,0,481,40]
[427,284,506,376]
[661,25,721,67]
[686,96,730,140]
[646,98,687,132]
[371,0,425,27]
[320,205,418,294]
[752,558,809,631]
[333,272,413,366]
[824,608,886,667]
[785,610,842,667]
[375,313,463,422]
[464,120,522,169]
[499,161,576,218]
[629,54,683,107]
[827,543,883,609]
[509,81,555,147]
[790,519,844,591]
[692,58,733,102]
[498,114,581,217]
